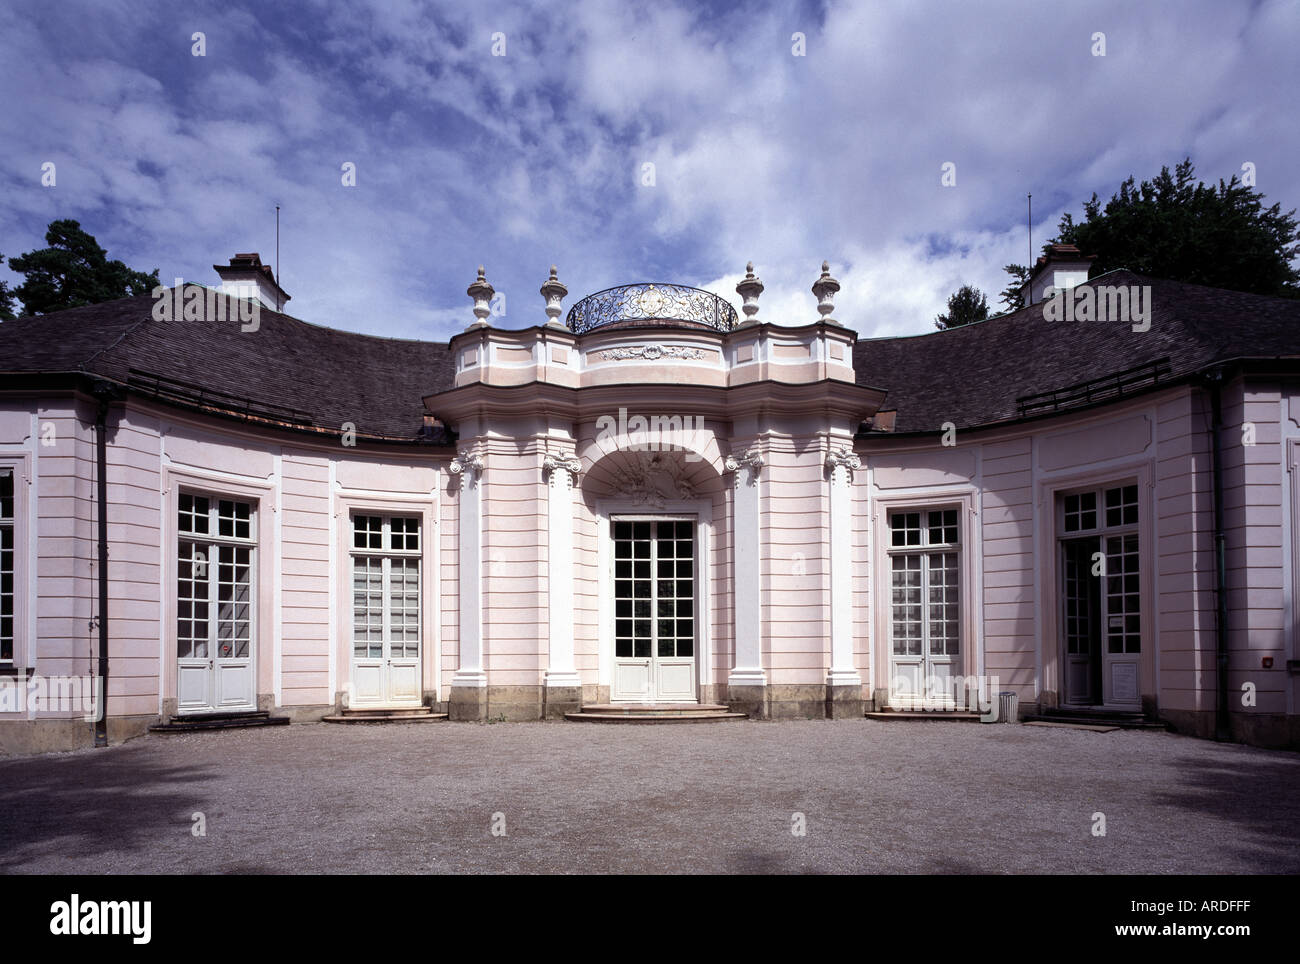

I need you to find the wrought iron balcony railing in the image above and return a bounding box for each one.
[565,282,738,334]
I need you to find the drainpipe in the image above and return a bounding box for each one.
[1207,368,1230,741]
[90,381,119,748]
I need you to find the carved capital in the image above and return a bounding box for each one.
[724,446,764,486]
[542,453,581,481]
[449,449,484,477]
[824,445,861,480]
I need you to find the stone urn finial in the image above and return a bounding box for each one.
[812,260,841,325]
[735,260,764,327]
[541,264,568,328]
[466,265,494,328]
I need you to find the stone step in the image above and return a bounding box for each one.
[1041,706,1148,720]
[575,703,732,716]
[865,710,984,722]
[1022,712,1168,730]
[321,707,447,724]
[564,710,747,724]
[149,711,290,733]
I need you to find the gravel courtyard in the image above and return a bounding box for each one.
[2,719,1297,874]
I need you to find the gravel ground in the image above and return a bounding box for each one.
[1,719,1297,874]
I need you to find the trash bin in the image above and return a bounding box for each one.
[998,691,1019,724]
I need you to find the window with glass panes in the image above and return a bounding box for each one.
[178,493,255,660]
[888,508,960,658]
[1060,483,1140,655]
[613,520,694,660]
[351,515,421,659]
[1,469,15,664]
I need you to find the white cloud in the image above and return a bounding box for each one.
[0,0,1295,341]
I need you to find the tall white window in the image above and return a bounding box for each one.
[1,469,14,665]
[889,508,960,660]
[177,493,256,661]
[351,515,421,660]
[887,507,961,705]
[1059,481,1141,707]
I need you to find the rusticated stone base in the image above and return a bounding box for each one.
[0,714,155,756]
[1163,708,1300,750]
[279,703,332,723]
[581,684,611,706]
[825,684,864,719]
[448,686,489,721]
[727,684,768,720]
[1161,708,1215,740]
[485,685,544,721]
[543,685,582,720]
[450,685,546,722]
[767,684,836,720]
[725,683,863,720]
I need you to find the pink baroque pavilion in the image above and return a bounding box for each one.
[1,249,1299,752]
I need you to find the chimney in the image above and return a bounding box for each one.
[213,252,290,312]
[1021,243,1096,307]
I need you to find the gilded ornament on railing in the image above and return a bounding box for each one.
[566,283,738,333]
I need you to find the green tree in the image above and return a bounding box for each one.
[0,254,16,320]
[935,283,990,330]
[1006,158,1299,299]
[998,263,1029,313]
[8,219,160,316]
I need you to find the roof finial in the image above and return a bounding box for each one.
[811,260,841,325]
[541,264,568,328]
[736,260,764,326]
[466,265,494,329]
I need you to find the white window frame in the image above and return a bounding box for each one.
[0,454,31,675]
[0,465,18,667]
[349,513,423,662]
[176,490,259,664]
[871,490,978,702]
[886,506,962,662]
[1056,480,1141,657]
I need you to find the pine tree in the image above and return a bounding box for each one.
[935,284,990,330]
[8,220,160,316]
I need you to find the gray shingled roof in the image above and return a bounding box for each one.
[1,271,1295,441]
[0,288,456,441]
[854,270,1300,433]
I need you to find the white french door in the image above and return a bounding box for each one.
[1062,537,1100,704]
[610,518,697,703]
[176,494,257,714]
[350,515,422,707]
[1059,484,1141,708]
[888,508,961,708]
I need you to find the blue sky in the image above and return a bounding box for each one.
[1,0,1296,339]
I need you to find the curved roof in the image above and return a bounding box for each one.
[1,271,1296,442]
[0,289,456,442]
[854,270,1300,433]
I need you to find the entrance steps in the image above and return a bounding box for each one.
[149,710,291,733]
[321,706,447,724]
[1020,707,1170,731]
[565,703,747,724]
[864,709,984,722]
